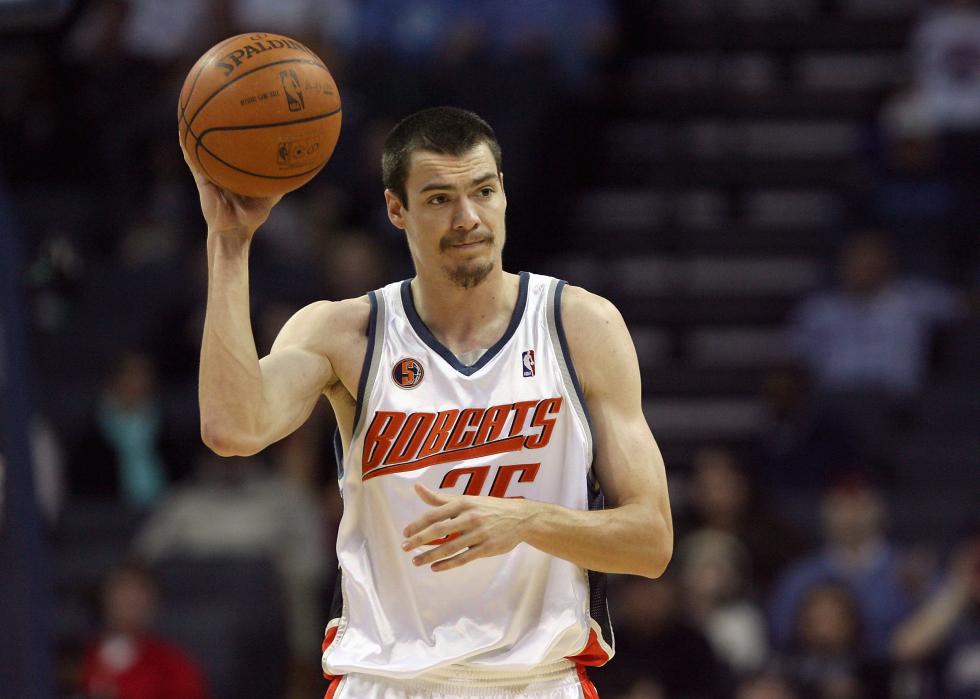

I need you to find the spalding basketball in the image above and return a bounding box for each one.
[178,33,341,198]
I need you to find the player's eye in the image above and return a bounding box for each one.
[479,187,494,197]
[428,194,448,205]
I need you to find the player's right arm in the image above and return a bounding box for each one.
[185,145,338,457]
[199,263,337,456]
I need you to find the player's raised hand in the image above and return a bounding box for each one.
[179,137,282,238]
[402,483,535,572]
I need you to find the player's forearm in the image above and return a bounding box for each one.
[199,232,266,455]
[522,500,672,579]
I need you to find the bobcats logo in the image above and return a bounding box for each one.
[361,397,563,481]
[279,69,305,112]
[392,358,424,389]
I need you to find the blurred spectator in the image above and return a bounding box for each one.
[353,0,484,60]
[786,230,962,397]
[616,678,667,699]
[0,41,64,184]
[0,416,66,526]
[30,416,65,524]
[683,447,806,595]
[911,0,980,132]
[869,89,959,281]
[592,575,733,699]
[78,561,211,699]
[751,362,859,492]
[678,529,769,675]
[775,582,867,699]
[67,350,189,508]
[735,674,801,699]
[479,0,620,86]
[63,0,127,64]
[217,0,360,65]
[318,227,392,300]
[892,528,980,699]
[134,452,328,674]
[769,478,913,660]
[119,0,218,65]
[145,249,218,388]
[27,232,86,335]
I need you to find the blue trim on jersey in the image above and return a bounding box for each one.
[554,280,597,472]
[400,271,530,376]
[332,428,344,482]
[555,279,614,656]
[351,290,379,435]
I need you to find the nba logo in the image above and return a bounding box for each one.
[522,350,535,377]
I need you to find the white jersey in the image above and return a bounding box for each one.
[322,272,614,680]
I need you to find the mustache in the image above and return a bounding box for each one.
[440,232,493,251]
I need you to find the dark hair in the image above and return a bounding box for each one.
[382,106,502,208]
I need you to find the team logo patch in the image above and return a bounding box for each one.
[392,357,424,389]
[522,349,535,377]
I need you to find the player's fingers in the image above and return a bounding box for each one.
[177,138,214,191]
[183,154,210,190]
[413,532,479,568]
[403,499,465,538]
[402,513,472,551]
[415,482,449,506]
[431,543,487,572]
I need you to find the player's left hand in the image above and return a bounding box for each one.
[402,483,535,572]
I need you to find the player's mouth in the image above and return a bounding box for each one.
[443,235,492,251]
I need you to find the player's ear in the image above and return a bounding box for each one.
[385,189,407,230]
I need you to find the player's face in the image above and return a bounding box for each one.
[385,143,506,288]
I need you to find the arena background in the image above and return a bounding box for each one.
[1,1,979,698]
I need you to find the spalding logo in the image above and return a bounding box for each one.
[392,358,424,389]
[216,37,315,78]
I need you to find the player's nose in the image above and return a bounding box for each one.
[452,197,480,231]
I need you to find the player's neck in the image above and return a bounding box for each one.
[410,268,520,356]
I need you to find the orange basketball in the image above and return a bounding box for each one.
[178,33,342,198]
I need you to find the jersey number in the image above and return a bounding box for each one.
[424,463,542,545]
[439,463,541,498]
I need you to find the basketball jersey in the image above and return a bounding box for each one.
[322,272,614,680]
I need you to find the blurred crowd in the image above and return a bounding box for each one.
[1,1,980,699]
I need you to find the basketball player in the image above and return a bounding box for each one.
[183,107,672,698]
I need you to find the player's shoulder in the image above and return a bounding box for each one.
[273,295,372,352]
[555,283,633,386]
[558,283,626,333]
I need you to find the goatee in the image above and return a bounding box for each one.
[447,260,494,289]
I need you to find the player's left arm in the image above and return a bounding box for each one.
[402,286,673,578]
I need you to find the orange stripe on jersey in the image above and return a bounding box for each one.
[321,624,340,680]
[566,628,611,667]
[576,665,600,699]
[361,435,524,481]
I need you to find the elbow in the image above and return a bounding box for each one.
[642,538,673,579]
[200,420,263,458]
[641,513,674,579]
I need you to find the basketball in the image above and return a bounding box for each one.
[178,33,342,198]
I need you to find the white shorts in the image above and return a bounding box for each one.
[324,660,599,699]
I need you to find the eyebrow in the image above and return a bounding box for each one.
[419,172,498,194]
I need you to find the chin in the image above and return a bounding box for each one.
[446,259,494,289]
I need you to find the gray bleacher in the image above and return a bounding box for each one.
[547,2,979,543]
